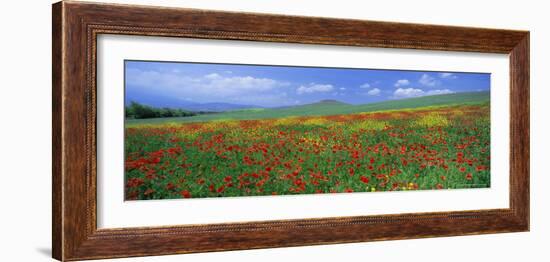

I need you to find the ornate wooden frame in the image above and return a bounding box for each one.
[52,1,529,261]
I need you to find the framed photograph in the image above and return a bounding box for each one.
[52,1,529,261]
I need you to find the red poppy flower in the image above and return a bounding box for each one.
[166,183,176,191]
[180,190,191,198]
[126,178,144,188]
[348,167,355,176]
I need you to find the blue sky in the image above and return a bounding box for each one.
[125,60,490,108]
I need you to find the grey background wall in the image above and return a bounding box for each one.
[0,0,546,261]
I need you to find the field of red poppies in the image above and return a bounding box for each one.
[124,104,490,200]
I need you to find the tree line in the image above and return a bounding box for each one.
[125,101,197,119]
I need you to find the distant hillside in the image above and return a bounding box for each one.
[182,102,261,112]
[316,99,349,105]
[127,91,490,125]
[125,95,261,112]
[352,91,490,112]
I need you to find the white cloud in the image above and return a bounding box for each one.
[208,75,283,92]
[367,88,381,96]
[360,83,371,89]
[127,69,286,93]
[296,83,334,94]
[392,88,425,98]
[392,88,455,99]
[419,74,440,87]
[125,68,291,106]
[439,73,457,79]
[394,79,410,87]
[339,87,346,91]
[204,73,221,79]
[426,89,455,95]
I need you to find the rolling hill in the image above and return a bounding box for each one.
[126,91,489,125]
[125,91,261,112]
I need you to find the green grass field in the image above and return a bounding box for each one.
[125,92,491,200]
[126,91,489,125]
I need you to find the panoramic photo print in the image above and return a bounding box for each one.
[124,61,491,200]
